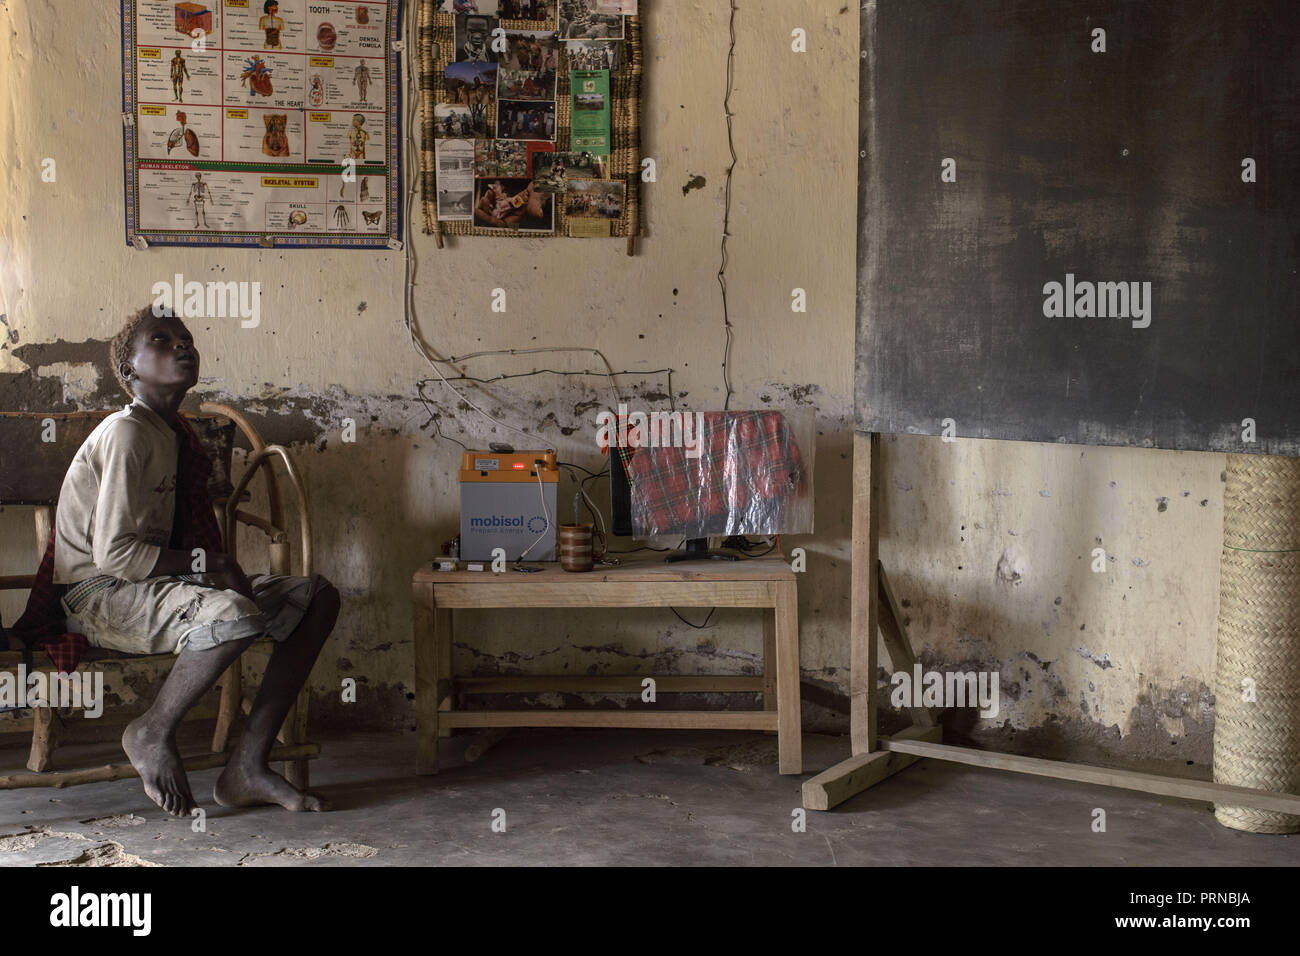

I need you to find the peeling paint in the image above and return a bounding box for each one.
[0,0,1231,773]
[996,548,1026,585]
[1075,645,1115,669]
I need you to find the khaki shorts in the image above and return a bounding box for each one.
[61,573,328,656]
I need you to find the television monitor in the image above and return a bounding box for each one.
[608,409,813,561]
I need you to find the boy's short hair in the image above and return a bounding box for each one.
[110,304,164,399]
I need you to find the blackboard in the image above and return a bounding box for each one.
[855,0,1300,454]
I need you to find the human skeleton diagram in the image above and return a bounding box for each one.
[170,51,190,102]
[352,61,372,102]
[189,172,214,228]
[333,204,351,228]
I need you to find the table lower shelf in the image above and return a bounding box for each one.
[440,710,779,730]
[452,675,766,693]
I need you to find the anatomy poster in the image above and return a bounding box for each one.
[122,0,403,248]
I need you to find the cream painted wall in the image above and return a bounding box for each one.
[0,1,1224,761]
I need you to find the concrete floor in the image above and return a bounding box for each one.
[2,728,1295,866]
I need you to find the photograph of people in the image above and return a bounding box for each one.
[474,179,553,230]
[457,14,497,62]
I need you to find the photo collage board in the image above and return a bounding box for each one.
[428,0,641,239]
[121,0,403,248]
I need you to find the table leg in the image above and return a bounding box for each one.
[762,608,777,734]
[437,608,452,738]
[414,580,439,774]
[774,579,802,774]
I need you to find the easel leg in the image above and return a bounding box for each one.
[803,725,942,810]
[878,563,936,728]
[850,432,881,754]
[804,432,942,809]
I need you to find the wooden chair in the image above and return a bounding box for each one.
[0,402,319,790]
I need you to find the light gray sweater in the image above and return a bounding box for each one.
[54,398,181,585]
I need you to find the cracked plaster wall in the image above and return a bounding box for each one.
[0,1,1227,766]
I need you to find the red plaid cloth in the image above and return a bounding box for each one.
[621,410,807,537]
[9,412,224,674]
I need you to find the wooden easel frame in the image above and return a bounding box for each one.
[803,432,1300,816]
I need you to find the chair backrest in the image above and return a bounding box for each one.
[0,410,236,507]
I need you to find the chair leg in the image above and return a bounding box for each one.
[27,703,58,772]
[211,660,241,752]
[284,684,311,790]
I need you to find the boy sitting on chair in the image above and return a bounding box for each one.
[22,304,339,815]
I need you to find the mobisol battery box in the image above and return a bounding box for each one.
[459,451,559,561]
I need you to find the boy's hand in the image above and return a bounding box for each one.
[205,553,255,599]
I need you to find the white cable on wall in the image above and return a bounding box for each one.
[399,4,628,451]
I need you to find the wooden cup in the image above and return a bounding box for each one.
[558,524,595,572]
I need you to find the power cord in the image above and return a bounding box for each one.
[517,462,552,560]
[671,607,718,629]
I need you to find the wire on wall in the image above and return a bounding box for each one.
[718,0,739,412]
[401,11,648,448]
[401,3,712,451]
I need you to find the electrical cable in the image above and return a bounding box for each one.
[558,460,606,479]
[558,461,608,549]
[518,463,552,560]
[718,0,738,411]
[415,384,471,449]
[420,367,674,405]
[400,18,550,449]
[445,347,627,404]
[671,607,718,629]
[400,12,681,450]
[579,482,605,539]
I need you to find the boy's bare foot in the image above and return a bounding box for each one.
[122,717,196,817]
[213,760,330,812]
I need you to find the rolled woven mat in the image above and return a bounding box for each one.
[1213,453,1300,833]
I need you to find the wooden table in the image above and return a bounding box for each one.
[413,557,802,774]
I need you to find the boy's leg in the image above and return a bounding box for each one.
[123,635,257,817]
[215,580,340,811]
[64,578,266,817]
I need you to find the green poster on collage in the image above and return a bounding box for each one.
[569,69,611,156]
